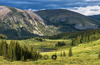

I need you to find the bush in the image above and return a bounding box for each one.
[55,41,66,47]
[34,37,45,42]
[44,55,49,60]
[0,34,7,39]
[52,54,57,60]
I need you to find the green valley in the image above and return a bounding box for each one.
[0,38,100,65]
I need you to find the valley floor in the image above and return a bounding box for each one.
[0,39,100,65]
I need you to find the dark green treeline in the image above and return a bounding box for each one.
[0,40,42,61]
[48,28,100,46]
[72,29,100,46]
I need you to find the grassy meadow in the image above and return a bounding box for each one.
[0,38,100,65]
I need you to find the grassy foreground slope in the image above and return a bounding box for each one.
[0,39,100,65]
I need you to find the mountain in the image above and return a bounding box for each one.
[89,15,100,21]
[0,6,100,39]
[35,9,100,32]
[0,6,58,39]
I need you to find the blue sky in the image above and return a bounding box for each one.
[0,0,100,16]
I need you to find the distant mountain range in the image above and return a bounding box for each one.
[0,6,100,39]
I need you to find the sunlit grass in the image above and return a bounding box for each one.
[0,39,100,65]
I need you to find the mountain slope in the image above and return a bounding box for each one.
[0,6,100,39]
[89,15,100,21]
[0,6,59,39]
[35,9,100,32]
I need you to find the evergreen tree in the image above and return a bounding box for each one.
[21,48,25,61]
[98,51,100,59]
[12,41,17,60]
[2,40,8,59]
[15,41,21,60]
[23,45,28,60]
[0,40,3,56]
[63,51,66,57]
[8,41,14,61]
[0,40,42,61]
[69,47,72,57]
[21,56,25,61]
[60,52,63,57]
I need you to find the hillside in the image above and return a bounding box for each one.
[0,6,59,39]
[89,15,100,21]
[0,6,100,39]
[36,9,100,32]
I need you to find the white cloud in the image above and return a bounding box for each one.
[27,9,46,12]
[85,0,100,1]
[28,9,38,11]
[68,5,100,16]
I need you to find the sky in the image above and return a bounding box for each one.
[0,0,100,16]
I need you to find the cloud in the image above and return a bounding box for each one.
[13,2,33,4]
[2,1,40,5]
[68,5,100,16]
[27,9,46,12]
[46,4,61,8]
[85,0,100,1]
[5,1,33,4]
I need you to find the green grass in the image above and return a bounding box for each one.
[0,39,100,65]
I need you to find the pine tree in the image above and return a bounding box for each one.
[8,41,14,61]
[2,40,8,59]
[60,52,63,57]
[0,40,3,56]
[77,35,81,44]
[12,41,17,60]
[63,51,66,57]
[82,35,86,43]
[23,45,28,60]
[21,56,25,61]
[98,51,100,59]
[15,41,21,60]
[21,48,24,61]
[69,47,72,57]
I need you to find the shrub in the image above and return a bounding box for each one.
[44,55,49,60]
[0,34,7,39]
[52,54,57,60]
[34,37,45,42]
[55,41,66,47]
